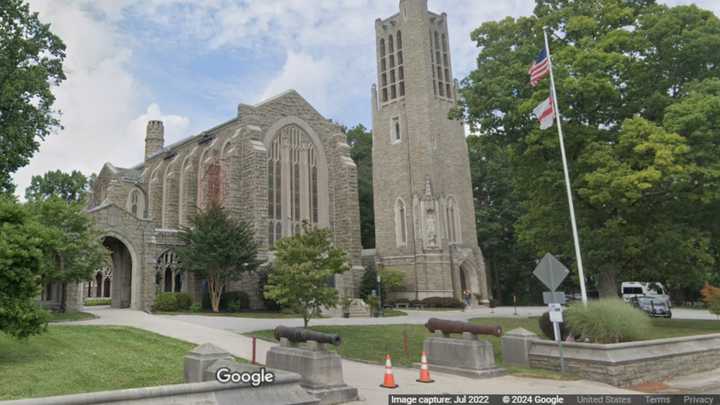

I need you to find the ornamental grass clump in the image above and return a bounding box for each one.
[565,299,651,343]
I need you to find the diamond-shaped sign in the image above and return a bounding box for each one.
[533,253,569,291]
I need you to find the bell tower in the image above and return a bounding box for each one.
[371,0,489,303]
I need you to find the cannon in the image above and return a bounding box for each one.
[424,318,502,337]
[273,325,342,346]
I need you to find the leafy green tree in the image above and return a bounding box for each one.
[456,0,720,297]
[346,124,375,248]
[176,203,258,312]
[0,197,49,338]
[379,268,405,299]
[264,225,349,327]
[0,0,66,194]
[28,197,109,312]
[25,170,89,203]
[467,135,542,304]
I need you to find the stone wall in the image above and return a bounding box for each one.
[528,333,720,386]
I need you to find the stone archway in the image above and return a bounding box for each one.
[458,258,482,304]
[103,236,134,309]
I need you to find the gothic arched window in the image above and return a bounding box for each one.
[395,198,408,247]
[446,197,461,243]
[156,250,182,293]
[267,124,320,248]
[127,189,145,218]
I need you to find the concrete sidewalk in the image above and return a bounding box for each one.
[69,307,636,404]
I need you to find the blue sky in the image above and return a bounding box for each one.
[13,0,720,197]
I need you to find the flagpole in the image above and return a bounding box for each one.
[543,28,589,305]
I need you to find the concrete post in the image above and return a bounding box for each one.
[184,343,233,383]
[501,328,539,367]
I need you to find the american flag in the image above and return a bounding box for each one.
[529,48,550,87]
[533,96,555,129]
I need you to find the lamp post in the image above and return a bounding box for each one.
[377,273,383,317]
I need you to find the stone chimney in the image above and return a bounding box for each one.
[145,120,164,160]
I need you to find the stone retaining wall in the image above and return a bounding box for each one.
[528,333,720,386]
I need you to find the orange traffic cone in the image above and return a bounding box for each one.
[379,354,399,388]
[416,352,434,383]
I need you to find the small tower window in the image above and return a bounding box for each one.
[388,34,394,53]
[380,39,386,57]
[397,31,402,49]
[391,117,401,143]
[395,198,408,247]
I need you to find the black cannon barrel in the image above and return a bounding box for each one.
[425,318,502,337]
[273,326,342,346]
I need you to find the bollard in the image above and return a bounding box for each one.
[252,336,256,365]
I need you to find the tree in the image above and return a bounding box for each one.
[467,135,542,304]
[264,224,349,327]
[700,283,720,319]
[176,203,258,312]
[346,124,375,248]
[379,268,405,300]
[0,197,49,338]
[0,0,66,194]
[28,196,109,312]
[25,170,89,203]
[456,0,720,297]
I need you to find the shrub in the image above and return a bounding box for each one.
[84,298,111,306]
[257,269,282,311]
[366,295,380,316]
[538,311,572,340]
[190,303,202,313]
[175,293,193,311]
[700,283,720,318]
[221,291,250,312]
[565,299,651,343]
[359,268,378,300]
[420,296,465,308]
[153,292,178,312]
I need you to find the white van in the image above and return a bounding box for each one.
[621,282,671,306]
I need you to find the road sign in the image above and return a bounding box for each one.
[543,291,566,305]
[548,303,563,323]
[533,253,569,291]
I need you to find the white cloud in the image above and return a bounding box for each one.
[258,52,336,114]
[13,0,190,198]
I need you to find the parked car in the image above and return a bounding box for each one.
[629,295,672,318]
[621,282,671,307]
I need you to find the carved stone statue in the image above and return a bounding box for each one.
[425,208,438,248]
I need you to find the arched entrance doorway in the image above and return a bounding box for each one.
[458,260,481,305]
[103,236,133,309]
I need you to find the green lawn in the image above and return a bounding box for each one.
[246,317,720,372]
[0,326,194,400]
[48,311,96,322]
[379,309,408,317]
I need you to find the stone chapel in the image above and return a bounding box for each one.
[46,0,490,312]
[79,91,364,311]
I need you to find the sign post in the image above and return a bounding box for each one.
[533,253,570,373]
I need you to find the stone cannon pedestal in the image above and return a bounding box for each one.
[266,338,359,405]
[423,331,506,378]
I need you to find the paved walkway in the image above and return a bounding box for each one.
[71,307,637,404]
[154,306,720,334]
